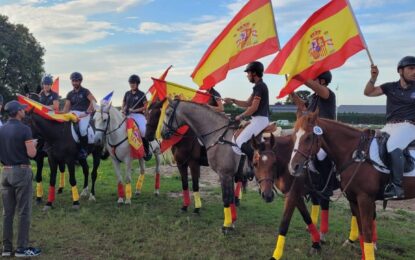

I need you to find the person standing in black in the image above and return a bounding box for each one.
[0,101,41,257]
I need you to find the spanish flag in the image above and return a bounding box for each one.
[51,77,59,95]
[148,65,172,107]
[191,0,279,90]
[266,0,366,98]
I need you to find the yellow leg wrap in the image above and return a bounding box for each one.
[136,174,145,191]
[71,186,80,201]
[223,207,232,227]
[311,205,320,225]
[193,192,202,209]
[59,172,65,188]
[364,242,375,260]
[349,216,359,242]
[36,182,43,198]
[272,235,286,260]
[125,183,132,200]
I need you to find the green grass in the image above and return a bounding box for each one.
[1,158,415,259]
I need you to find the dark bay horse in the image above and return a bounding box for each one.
[289,110,415,259]
[161,99,252,232]
[27,112,105,209]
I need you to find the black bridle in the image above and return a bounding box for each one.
[292,130,321,166]
[255,149,277,185]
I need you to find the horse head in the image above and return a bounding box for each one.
[161,98,182,139]
[93,102,111,145]
[252,134,278,203]
[289,108,322,177]
[145,99,164,141]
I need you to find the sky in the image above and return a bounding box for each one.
[0,0,414,106]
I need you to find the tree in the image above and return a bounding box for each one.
[0,15,45,102]
[284,90,311,104]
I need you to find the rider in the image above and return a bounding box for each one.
[63,72,97,160]
[122,74,152,160]
[224,61,270,165]
[39,75,59,111]
[363,56,415,200]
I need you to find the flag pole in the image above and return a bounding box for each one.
[346,0,374,65]
[269,0,288,82]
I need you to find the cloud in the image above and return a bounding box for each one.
[51,0,151,15]
[138,22,176,34]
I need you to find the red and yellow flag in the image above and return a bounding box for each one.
[266,0,366,98]
[52,77,59,95]
[126,118,145,159]
[148,65,172,106]
[191,0,279,90]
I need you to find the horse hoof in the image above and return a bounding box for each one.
[221,226,235,235]
[135,191,141,197]
[117,198,124,206]
[342,239,357,249]
[57,188,64,194]
[36,197,43,205]
[154,190,160,196]
[72,201,80,210]
[307,243,321,256]
[42,205,52,212]
[80,188,89,198]
[125,199,131,205]
[320,233,328,245]
[193,208,200,215]
[269,258,277,260]
[89,194,96,202]
[180,206,188,213]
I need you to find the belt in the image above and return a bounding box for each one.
[2,165,31,169]
[387,119,415,125]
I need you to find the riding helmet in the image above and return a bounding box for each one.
[316,71,332,84]
[244,61,264,77]
[41,75,53,85]
[397,56,415,72]
[70,72,83,81]
[128,74,141,85]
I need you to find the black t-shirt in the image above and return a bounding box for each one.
[208,88,221,107]
[251,80,269,117]
[307,89,336,120]
[40,91,59,106]
[380,81,415,122]
[66,87,91,111]
[0,119,32,165]
[123,90,147,112]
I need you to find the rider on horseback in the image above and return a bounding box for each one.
[364,56,415,200]
[224,61,270,168]
[62,72,97,160]
[122,74,152,160]
[39,75,59,111]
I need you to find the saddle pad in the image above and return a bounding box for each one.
[71,124,95,144]
[369,139,415,177]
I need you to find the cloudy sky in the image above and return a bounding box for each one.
[0,0,414,106]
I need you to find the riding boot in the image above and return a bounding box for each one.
[78,135,89,160]
[142,137,153,161]
[384,148,405,200]
[240,142,254,180]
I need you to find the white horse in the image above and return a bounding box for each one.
[93,103,162,204]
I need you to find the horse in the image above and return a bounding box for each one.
[26,111,105,209]
[93,102,162,205]
[251,134,321,259]
[161,99,254,233]
[288,108,415,259]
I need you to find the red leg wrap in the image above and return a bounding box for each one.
[183,189,190,206]
[117,183,125,198]
[230,203,237,222]
[307,223,320,243]
[48,186,55,203]
[155,173,160,190]
[234,182,242,198]
[320,210,329,234]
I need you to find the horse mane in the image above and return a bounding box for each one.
[294,113,363,134]
[108,105,124,123]
[178,100,229,121]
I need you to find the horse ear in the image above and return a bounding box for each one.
[270,133,275,149]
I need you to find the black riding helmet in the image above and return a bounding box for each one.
[316,71,332,85]
[128,74,141,85]
[42,75,53,85]
[244,61,264,77]
[397,56,415,72]
[70,72,83,81]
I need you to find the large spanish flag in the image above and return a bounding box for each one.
[266,0,366,98]
[191,0,279,90]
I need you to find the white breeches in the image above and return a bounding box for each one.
[381,122,415,152]
[72,111,90,136]
[236,116,269,147]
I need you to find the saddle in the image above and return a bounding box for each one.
[233,121,280,139]
[71,121,95,144]
[375,131,415,172]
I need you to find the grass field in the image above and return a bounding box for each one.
[1,158,415,259]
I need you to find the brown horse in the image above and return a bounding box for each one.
[289,108,415,259]
[252,134,321,259]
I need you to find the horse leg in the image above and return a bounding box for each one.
[58,162,65,194]
[79,158,90,197]
[35,152,45,204]
[111,158,125,205]
[67,161,80,209]
[309,193,320,227]
[296,198,321,255]
[153,152,161,196]
[178,163,190,212]
[89,150,101,201]
[189,161,201,214]
[357,196,376,260]
[43,157,58,211]
[271,178,302,260]
[234,181,242,207]
[221,174,236,234]
[319,198,330,242]
[135,158,146,196]
[125,158,133,205]
[342,201,360,248]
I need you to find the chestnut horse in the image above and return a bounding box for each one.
[289,109,415,259]
[145,100,245,214]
